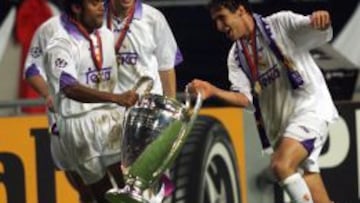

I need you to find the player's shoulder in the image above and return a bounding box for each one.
[38,15,61,31]
[266,10,305,23]
[142,3,166,20]
[35,15,62,38]
[46,30,73,52]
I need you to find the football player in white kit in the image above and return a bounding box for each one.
[106,0,183,98]
[24,15,97,203]
[44,0,138,202]
[188,0,338,203]
[105,0,183,202]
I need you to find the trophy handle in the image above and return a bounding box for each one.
[185,85,202,125]
[132,76,154,95]
[184,84,191,110]
[149,87,203,178]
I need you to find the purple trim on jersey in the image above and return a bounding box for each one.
[60,72,78,90]
[134,0,143,19]
[60,14,83,41]
[174,49,183,66]
[50,123,59,136]
[25,63,40,78]
[301,138,316,154]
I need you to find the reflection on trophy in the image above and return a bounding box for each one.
[106,77,202,203]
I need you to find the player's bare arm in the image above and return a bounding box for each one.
[26,75,55,111]
[159,69,177,98]
[188,79,250,107]
[26,75,50,98]
[62,84,138,107]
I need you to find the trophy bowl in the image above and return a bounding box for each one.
[121,94,189,167]
[106,80,202,203]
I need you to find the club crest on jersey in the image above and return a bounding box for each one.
[86,67,112,84]
[259,64,280,87]
[117,52,138,66]
[30,47,42,58]
[54,58,68,69]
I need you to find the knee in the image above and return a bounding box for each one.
[270,158,296,180]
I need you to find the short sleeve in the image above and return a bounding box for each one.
[45,37,78,95]
[23,28,47,80]
[227,43,253,103]
[153,9,183,70]
[267,11,332,50]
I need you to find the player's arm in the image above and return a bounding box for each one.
[62,82,138,108]
[26,74,54,110]
[154,10,182,99]
[23,28,49,97]
[275,11,332,49]
[159,69,176,98]
[187,79,250,107]
[23,29,54,110]
[26,75,49,98]
[46,40,138,108]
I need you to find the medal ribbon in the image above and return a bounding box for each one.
[107,0,135,53]
[240,30,259,86]
[237,27,273,154]
[254,14,304,89]
[69,17,103,71]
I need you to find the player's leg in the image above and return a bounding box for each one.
[65,171,97,203]
[107,162,125,188]
[271,137,313,203]
[300,121,333,203]
[89,175,113,203]
[303,172,331,203]
[48,117,97,203]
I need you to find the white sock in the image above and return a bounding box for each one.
[281,173,313,203]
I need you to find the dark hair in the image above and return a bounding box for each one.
[207,0,252,13]
[61,0,83,16]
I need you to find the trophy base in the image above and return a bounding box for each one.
[106,188,144,203]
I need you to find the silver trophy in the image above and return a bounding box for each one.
[106,77,202,203]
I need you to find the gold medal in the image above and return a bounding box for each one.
[284,57,295,70]
[254,81,262,95]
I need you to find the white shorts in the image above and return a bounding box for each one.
[57,107,124,184]
[283,117,328,173]
[47,112,72,170]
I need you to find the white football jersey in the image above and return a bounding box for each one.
[46,16,118,117]
[24,16,62,80]
[106,1,183,95]
[228,11,339,141]
[23,15,72,169]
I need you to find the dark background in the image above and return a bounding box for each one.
[156,0,359,91]
[1,0,359,92]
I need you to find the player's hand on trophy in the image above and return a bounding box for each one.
[116,90,139,107]
[310,10,331,30]
[187,79,215,100]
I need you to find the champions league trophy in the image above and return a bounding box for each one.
[106,77,203,203]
